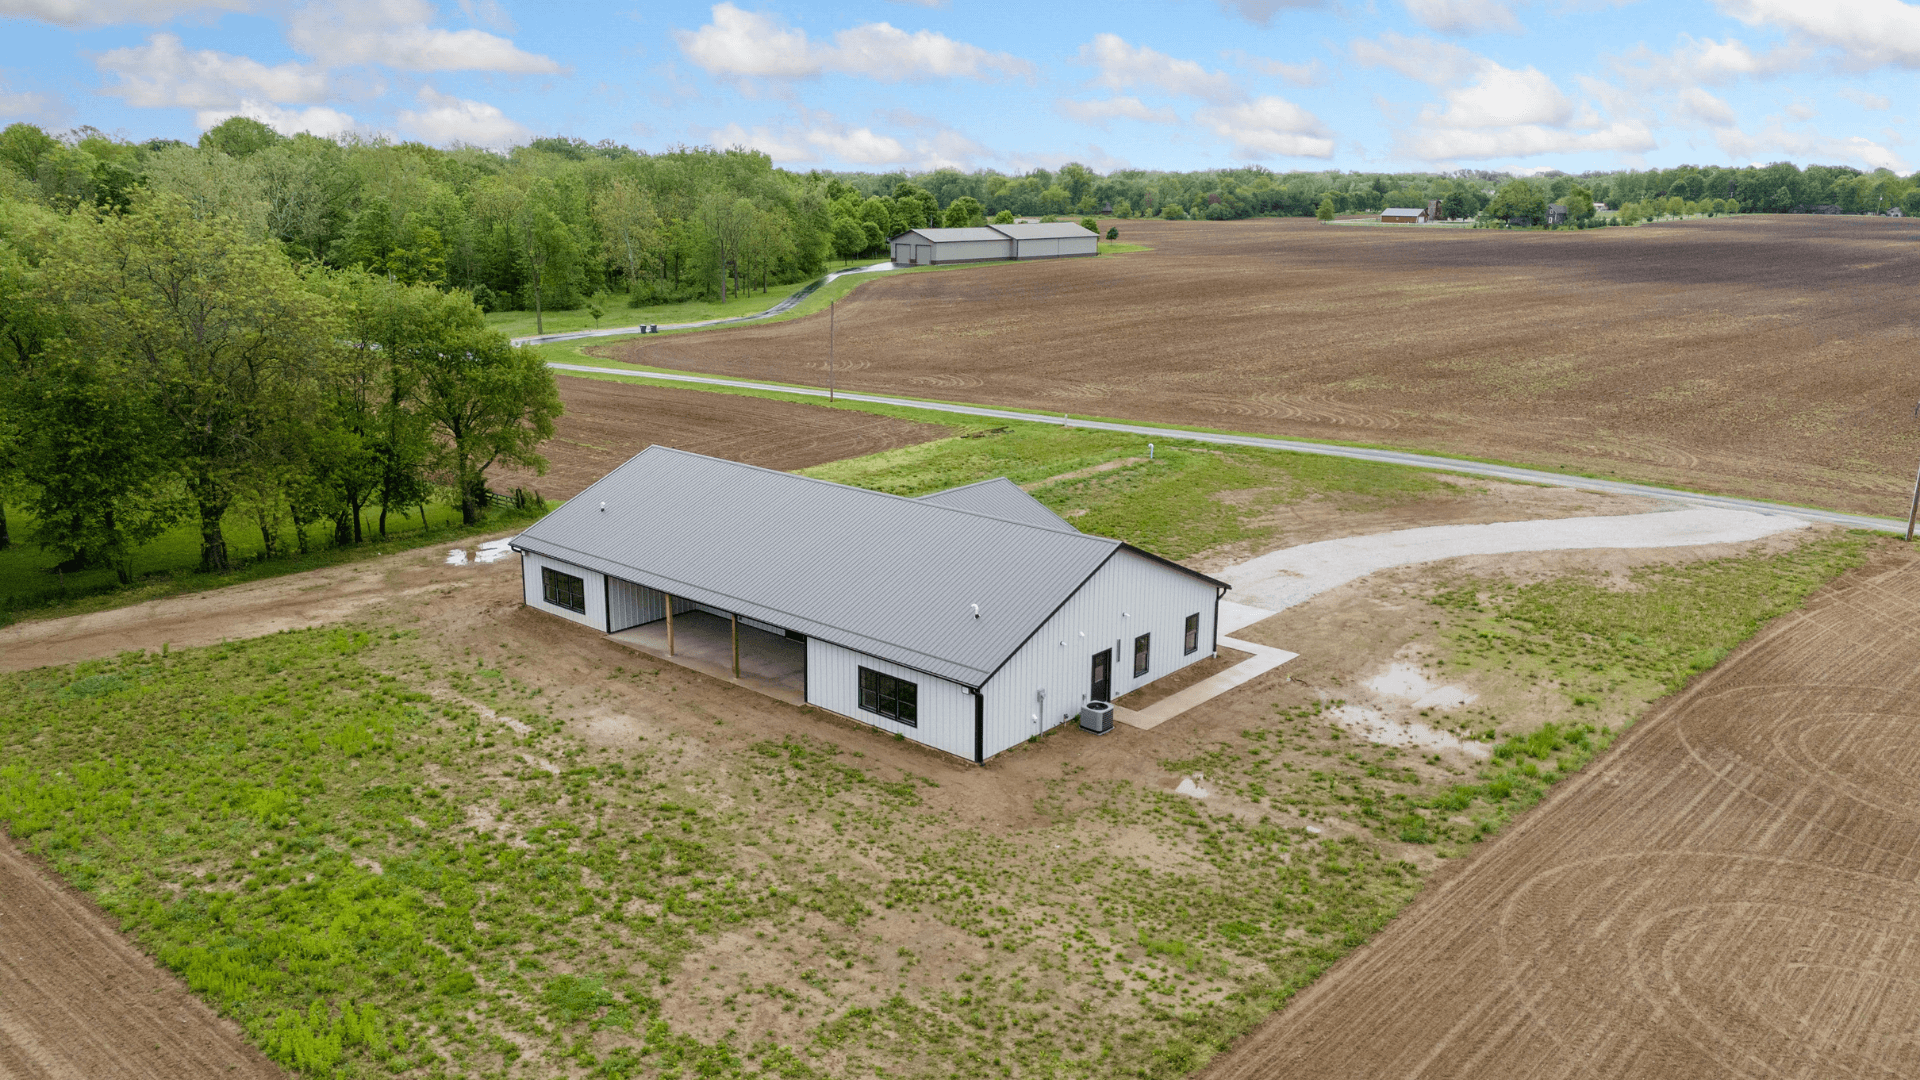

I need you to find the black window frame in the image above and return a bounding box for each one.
[1133,632,1151,678]
[541,566,587,613]
[858,666,918,727]
[1184,613,1200,655]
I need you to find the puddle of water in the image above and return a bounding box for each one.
[1174,774,1211,799]
[1366,662,1477,711]
[445,548,468,566]
[1329,704,1492,759]
[446,538,515,566]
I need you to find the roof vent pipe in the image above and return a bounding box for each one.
[971,604,981,619]
[599,501,606,512]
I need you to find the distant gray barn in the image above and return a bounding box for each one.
[510,447,1228,763]
[889,222,1099,266]
[1379,207,1429,224]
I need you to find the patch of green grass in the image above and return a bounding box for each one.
[1098,242,1152,254]
[804,425,1453,560]
[0,501,551,626]
[485,283,828,339]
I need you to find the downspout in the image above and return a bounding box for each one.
[1212,585,1226,656]
[973,687,985,765]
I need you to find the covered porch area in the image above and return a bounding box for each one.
[605,580,807,705]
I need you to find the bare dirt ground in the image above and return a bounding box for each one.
[1200,542,1920,1080]
[490,378,949,498]
[600,215,1920,517]
[0,833,283,1080]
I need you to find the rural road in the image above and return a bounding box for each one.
[545,362,1915,535]
[511,260,896,346]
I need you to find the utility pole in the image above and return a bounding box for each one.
[1908,401,1920,542]
[829,299,835,403]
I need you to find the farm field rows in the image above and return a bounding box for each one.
[0,420,1886,1080]
[1201,542,1920,1080]
[597,215,1920,518]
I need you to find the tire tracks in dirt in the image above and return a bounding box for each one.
[1198,545,1920,1079]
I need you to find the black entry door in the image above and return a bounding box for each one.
[1090,649,1112,702]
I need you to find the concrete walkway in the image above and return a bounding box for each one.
[542,362,1912,535]
[1113,636,1297,731]
[511,261,895,346]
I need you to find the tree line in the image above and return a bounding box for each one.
[0,165,560,583]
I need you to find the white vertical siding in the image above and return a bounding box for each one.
[522,552,608,630]
[980,549,1218,758]
[607,579,695,631]
[931,238,1012,263]
[806,639,976,760]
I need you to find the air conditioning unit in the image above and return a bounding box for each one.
[1079,701,1113,734]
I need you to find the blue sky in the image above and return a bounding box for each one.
[0,0,1913,174]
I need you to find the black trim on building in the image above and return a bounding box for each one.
[973,689,984,765]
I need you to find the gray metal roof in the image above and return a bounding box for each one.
[512,447,1155,686]
[1380,208,1427,216]
[917,478,1078,534]
[989,223,1097,239]
[896,227,1008,244]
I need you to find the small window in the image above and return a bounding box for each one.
[1133,633,1151,678]
[1184,613,1200,655]
[858,667,918,727]
[541,567,586,613]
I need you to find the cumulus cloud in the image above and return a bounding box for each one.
[1715,120,1906,171]
[198,101,356,136]
[289,0,562,74]
[1057,96,1179,125]
[1079,33,1242,102]
[1224,49,1328,86]
[674,4,1031,83]
[1217,0,1325,24]
[711,112,987,169]
[1675,86,1738,127]
[98,33,331,110]
[1402,0,1524,34]
[1844,86,1893,108]
[0,80,55,122]
[1382,51,1655,161]
[1195,95,1335,158]
[1716,0,1920,69]
[1418,62,1575,128]
[0,0,250,26]
[1611,34,1804,89]
[396,85,528,146]
[455,0,515,33]
[1350,33,1481,84]
[1403,120,1654,160]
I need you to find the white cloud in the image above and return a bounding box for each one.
[1057,96,1179,125]
[0,0,250,26]
[0,81,54,122]
[1195,95,1335,157]
[1403,0,1524,34]
[1675,86,1738,127]
[711,111,988,169]
[456,0,515,33]
[197,101,356,136]
[1715,121,1906,171]
[1786,101,1817,119]
[1079,33,1241,102]
[1611,35,1804,89]
[97,33,331,109]
[289,0,562,74]
[1844,86,1893,108]
[674,3,1030,83]
[1225,50,1328,86]
[1350,33,1481,84]
[1217,0,1325,24]
[1418,61,1575,127]
[1403,120,1654,160]
[1717,0,1920,69]
[396,85,528,147]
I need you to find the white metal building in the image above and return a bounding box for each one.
[1379,207,1429,224]
[510,448,1227,763]
[889,222,1099,266]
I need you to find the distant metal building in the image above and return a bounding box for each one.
[1546,204,1569,225]
[1379,207,1429,224]
[510,448,1228,763]
[889,222,1099,266]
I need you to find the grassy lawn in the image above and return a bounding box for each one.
[0,527,1874,1079]
[0,500,550,627]
[805,425,1453,560]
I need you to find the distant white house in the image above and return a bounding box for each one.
[889,222,1099,266]
[1379,207,1429,224]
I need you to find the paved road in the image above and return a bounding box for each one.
[511,261,896,346]
[546,362,1914,535]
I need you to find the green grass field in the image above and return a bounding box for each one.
[0,500,548,626]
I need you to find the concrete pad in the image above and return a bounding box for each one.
[1114,636,1297,731]
[608,610,806,705]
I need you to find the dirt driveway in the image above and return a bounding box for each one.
[1199,543,1920,1080]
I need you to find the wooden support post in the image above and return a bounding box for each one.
[665,594,675,656]
[732,613,740,679]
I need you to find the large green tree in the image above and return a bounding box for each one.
[405,311,561,525]
[1486,181,1549,227]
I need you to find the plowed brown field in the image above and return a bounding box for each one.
[601,215,1920,516]
[0,834,284,1080]
[1199,544,1920,1080]
[490,378,949,498]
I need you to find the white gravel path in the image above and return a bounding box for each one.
[1217,506,1809,632]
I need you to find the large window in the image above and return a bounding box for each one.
[1184,613,1200,655]
[1133,633,1152,678]
[542,566,586,613]
[859,667,918,727]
